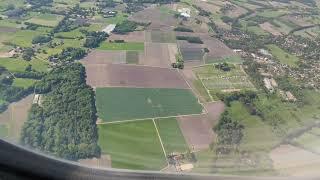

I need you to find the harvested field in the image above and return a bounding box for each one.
[194,0,221,14]
[78,155,111,168]
[204,101,225,126]
[259,22,282,36]
[203,38,236,60]
[224,5,248,18]
[0,94,33,142]
[96,87,203,122]
[0,27,18,33]
[128,7,178,30]
[85,64,188,88]
[139,43,172,67]
[108,31,145,42]
[167,43,178,64]
[81,50,126,65]
[270,144,320,176]
[177,114,215,151]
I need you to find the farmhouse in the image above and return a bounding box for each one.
[263,77,274,92]
[102,24,116,34]
[178,8,191,18]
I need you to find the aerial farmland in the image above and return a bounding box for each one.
[1,0,320,177]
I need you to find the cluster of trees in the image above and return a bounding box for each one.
[173,26,193,32]
[214,62,234,72]
[83,31,108,48]
[97,0,116,8]
[171,53,184,69]
[22,48,35,61]
[213,111,244,154]
[32,35,52,44]
[49,47,87,64]
[0,67,35,112]
[23,22,42,30]
[176,36,203,44]
[192,5,211,17]
[123,0,179,4]
[53,17,81,33]
[113,20,138,34]
[27,0,53,6]
[21,63,100,160]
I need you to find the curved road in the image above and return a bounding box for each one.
[0,139,317,180]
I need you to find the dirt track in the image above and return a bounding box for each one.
[85,64,189,89]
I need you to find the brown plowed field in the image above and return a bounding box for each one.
[139,43,172,67]
[108,31,145,42]
[81,50,126,65]
[177,114,215,151]
[204,101,225,127]
[259,22,282,36]
[203,38,235,59]
[85,64,189,89]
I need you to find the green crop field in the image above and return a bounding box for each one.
[12,78,36,88]
[98,42,144,51]
[293,132,320,154]
[155,118,188,154]
[0,58,48,72]
[193,64,255,93]
[98,121,166,170]
[9,30,46,47]
[26,13,64,27]
[96,87,203,122]
[267,44,299,67]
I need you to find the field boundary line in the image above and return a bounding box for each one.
[198,76,214,102]
[94,85,191,90]
[152,119,168,165]
[177,69,208,114]
[96,113,206,125]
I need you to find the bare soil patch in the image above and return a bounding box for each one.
[224,5,248,18]
[0,27,18,33]
[139,42,172,67]
[108,31,145,42]
[203,37,235,60]
[78,154,111,168]
[259,22,282,36]
[81,50,126,65]
[85,64,189,89]
[270,144,320,176]
[204,101,225,127]
[129,6,178,30]
[177,114,215,151]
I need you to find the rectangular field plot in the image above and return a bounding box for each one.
[98,121,166,170]
[147,30,176,43]
[126,51,139,64]
[96,88,203,122]
[98,42,144,51]
[26,13,64,27]
[155,118,188,154]
[180,48,204,61]
[193,64,255,93]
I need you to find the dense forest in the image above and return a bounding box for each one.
[21,63,100,160]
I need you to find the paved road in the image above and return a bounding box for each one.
[0,139,317,180]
